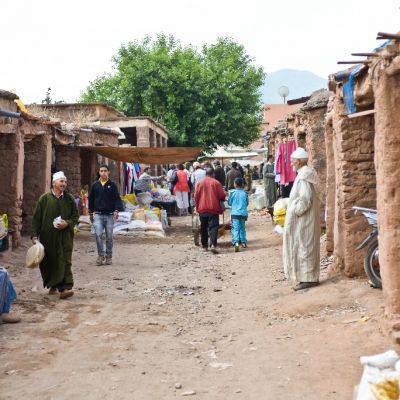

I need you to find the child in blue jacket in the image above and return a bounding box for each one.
[228,178,248,252]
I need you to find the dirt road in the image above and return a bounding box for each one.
[0,214,389,399]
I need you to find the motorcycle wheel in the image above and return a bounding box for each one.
[364,240,381,289]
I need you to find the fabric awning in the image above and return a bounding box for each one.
[203,146,259,159]
[83,146,203,164]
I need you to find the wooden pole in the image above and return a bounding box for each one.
[376,32,400,40]
[337,61,371,65]
[351,53,379,57]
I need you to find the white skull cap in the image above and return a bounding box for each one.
[52,171,67,182]
[290,147,309,159]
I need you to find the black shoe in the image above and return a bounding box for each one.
[293,282,319,291]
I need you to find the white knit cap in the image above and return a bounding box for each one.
[52,171,67,182]
[290,147,309,160]
[193,161,201,168]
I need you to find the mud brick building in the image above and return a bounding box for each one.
[51,122,120,196]
[0,90,55,246]
[0,96,122,246]
[265,90,331,227]
[367,34,400,325]
[329,31,400,336]
[325,72,376,276]
[33,103,169,176]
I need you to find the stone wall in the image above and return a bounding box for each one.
[294,106,328,227]
[55,146,82,197]
[22,135,52,233]
[324,108,335,254]
[331,98,376,276]
[372,49,400,318]
[0,131,24,246]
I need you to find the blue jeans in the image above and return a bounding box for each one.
[94,214,114,257]
[231,218,247,245]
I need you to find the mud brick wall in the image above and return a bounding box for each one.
[137,126,150,147]
[331,99,376,276]
[373,60,400,317]
[324,111,335,254]
[301,107,327,228]
[55,146,81,197]
[0,131,24,245]
[23,135,52,233]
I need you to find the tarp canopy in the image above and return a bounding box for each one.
[83,146,203,164]
[203,146,259,159]
[234,159,264,167]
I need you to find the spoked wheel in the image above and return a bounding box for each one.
[364,240,381,289]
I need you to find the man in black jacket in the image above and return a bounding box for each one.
[89,165,123,265]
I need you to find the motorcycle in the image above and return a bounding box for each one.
[352,206,381,288]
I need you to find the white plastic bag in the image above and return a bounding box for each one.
[26,241,45,268]
[53,216,62,228]
[252,193,265,210]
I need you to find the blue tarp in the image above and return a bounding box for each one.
[374,40,391,52]
[338,40,390,115]
[343,65,364,114]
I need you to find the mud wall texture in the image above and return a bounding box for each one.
[324,110,335,254]
[23,135,52,233]
[373,57,400,316]
[296,107,328,227]
[54,146,82,197]
[0,132,24,245]
[331,98,376,277]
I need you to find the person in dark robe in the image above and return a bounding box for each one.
[31,171,79,299]
[263,155,277,221]
[213,160,226,187]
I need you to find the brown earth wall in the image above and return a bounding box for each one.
[325,112,335,254]
[304,108,327,227]
[373,64,400,317]
[22,135,52,233]
[292,108,327,227]
[0,131,24,246]
[55,146,81,197]
[331,98,376,276]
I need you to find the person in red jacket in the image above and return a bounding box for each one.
[194,168,226,253]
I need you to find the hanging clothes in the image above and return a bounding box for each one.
[276,140,297,185]
[126,164,133,195]
[274,146,281,184]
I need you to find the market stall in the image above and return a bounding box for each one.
[77,146,203,237]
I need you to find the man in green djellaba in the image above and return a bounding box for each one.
[31,171,79,299]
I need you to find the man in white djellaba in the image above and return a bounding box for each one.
[283,147,320,291]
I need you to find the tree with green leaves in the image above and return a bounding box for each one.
[81,35,265,149]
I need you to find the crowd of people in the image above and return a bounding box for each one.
[163,152,321,292]
[163,160,260,255]
[1,146,320,325]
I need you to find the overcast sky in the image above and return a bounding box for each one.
[1,0,399,103]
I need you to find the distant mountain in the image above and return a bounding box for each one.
[261,69,327,104]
